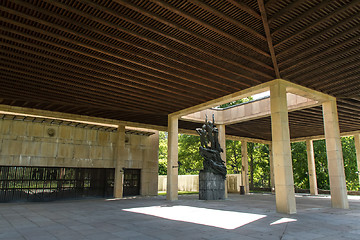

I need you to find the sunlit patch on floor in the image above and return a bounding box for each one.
[123,205,266,229]
[270,218,297,225]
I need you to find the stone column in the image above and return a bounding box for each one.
[323,100,348,209]
[306,139,318,195]
[241,140,249,194]
[167,116,178,201]
[269,143,275,193]
[218,124,227,198]
[270,82,296,214]
[114,125,125,198]
[354,134,360,186]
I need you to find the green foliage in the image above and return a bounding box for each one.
[158,131,168,175]
[247,143,270,188]
[291,142,309,189]
[291,138,359,191]
[158,132,203,175]
[217,97,252,109]
[342,137,359,191]
[226,141,270,188]
[225,140,241,173]
[313,140,330,190]
[158,131,360,191]
[178,134,203,175]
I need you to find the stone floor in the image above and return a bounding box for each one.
[0,193,360,240]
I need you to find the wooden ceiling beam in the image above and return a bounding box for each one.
[148,0,270,57]
[279,26,359,68]
[0,61,184,113]
[0,41,202,106]
[191,0,266,40]
[79,0,265,85]
[0,33,210,102]
[281,38,359,77]
[274,1,358,47]
[9,1,258,91]
[0,80,152,114]
[267,0,305,25]
[271,0,332,34]
[1,71,172,114]
[257,0,280,78]
[3,10,264,91]
[325,76,360,95]
[113,0,273,72]
[0,48,198,108]
[0,13,235,96]
[227,0,261,20]
[306,67,360,90]
[290,54,360,83]
[276,15,359,59]
[337,100,360,114]
[300,107,360,124]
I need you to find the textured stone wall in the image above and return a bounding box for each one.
[0,119,116,168]
[0,119,159,196]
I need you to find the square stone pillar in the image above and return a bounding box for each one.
[322,100,349,209]
[270,82,296,214]
[167,116,178,201]
[218,124,227,198]
[354,134,360,186]
[241,141,249,194]
[306,139,318,195]
[269,143,275,193]
[114,125,126,198]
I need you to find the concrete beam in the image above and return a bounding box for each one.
[180,93,319,125]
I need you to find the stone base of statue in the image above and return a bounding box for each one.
[199,170,225,200]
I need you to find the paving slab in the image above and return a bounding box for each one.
[0,193,359,240]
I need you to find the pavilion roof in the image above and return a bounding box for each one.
[1,0,359,140]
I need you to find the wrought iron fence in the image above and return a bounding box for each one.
[0,166,114,202]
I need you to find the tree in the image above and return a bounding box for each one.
[158,131,360,191]
[225,140,242,174]
[342,137,359,191]
[158,131,167,175]
[291,142,309,189]
[178,134,203,174]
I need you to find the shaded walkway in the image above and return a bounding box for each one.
[1,193,359,240]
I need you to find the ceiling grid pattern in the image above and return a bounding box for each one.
[0,0,359,140]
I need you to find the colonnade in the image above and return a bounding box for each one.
[165,80,353,214]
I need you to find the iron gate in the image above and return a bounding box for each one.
[0,166,114,202]
[123,169,141,196]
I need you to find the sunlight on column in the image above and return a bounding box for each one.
[123,205,266,230]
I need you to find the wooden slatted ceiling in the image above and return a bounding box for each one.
[0,0,359,140]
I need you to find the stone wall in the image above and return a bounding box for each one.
[158,174,241,193]
[0,118,159,196]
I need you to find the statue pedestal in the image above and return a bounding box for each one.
[199,170,225,200]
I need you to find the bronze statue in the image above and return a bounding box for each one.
[196,114,227,179]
